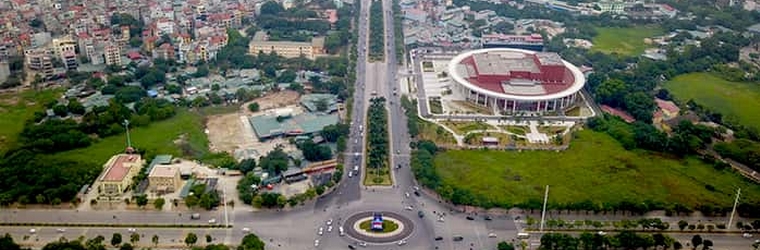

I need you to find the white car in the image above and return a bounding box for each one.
[397,240,407,246]
[327,226,333,233]
[353,165,359,171]
[358,242,367,247]
[242,228,250,232]
[29,229,36,234]
[339,226,345,236]
[743,233,754,238]
[405,192,410,198]
[488,233,497,238]
[318,227,324,235]
[437,217,445,222]
[208,219,217,224]
[56,228,66,233]
[405,206,414,211]
[348,171,353,178]
[314,239,320,247]
[127,228,136,233]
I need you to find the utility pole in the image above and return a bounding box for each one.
[223,183,229,228]
[728,188,741,230]
[123,119,132,149]
[539,185,549,232]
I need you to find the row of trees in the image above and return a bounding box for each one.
[368,0,385,60]
[540,231,684,250]
[366,97,389,183]
[0,230,266,250]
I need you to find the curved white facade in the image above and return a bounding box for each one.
[447,48,586,113]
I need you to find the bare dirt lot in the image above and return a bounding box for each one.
[206,91,300,154]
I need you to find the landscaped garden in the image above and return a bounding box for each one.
[664,72,760,131]
[440,121,493,135]
[432,130,760,212]
[359,219,399,233]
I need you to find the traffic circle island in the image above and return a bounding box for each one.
[343,211,414,244]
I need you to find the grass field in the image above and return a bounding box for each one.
[0,89,62,152]
[664,72,760,131]
[418,120,457,145]
[500,125,529,135]
[592,26,663,56]
[54,110,209,166]
[434,130,760,208]
[364,168,392,186]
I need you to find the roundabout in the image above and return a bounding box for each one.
[343,211,415,244]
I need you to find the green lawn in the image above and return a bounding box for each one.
[592,26,663,56]
[359,219,399,233]
[664,72,760,131]
[0,89,61,152]
[434,130,760,208]
[54,110,209,166]
[418,119,457,145]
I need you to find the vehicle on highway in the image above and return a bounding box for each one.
[435,236,443,241]
[517,233,530,239]
[453,236,464,242]
[29,229,36,234]
[339,226,345,236]
[396,149,400,154]
[413,186,420,191]
[418,211,424,218]
[488,233,497,238]
[484,216,493,221]
[437,217,445,222]
[357,241,367,247]
[405,192,410,198]
[191,213,201,219]
[318,227,324,235]
[405,206,413,210]
[348,245,356,249]
[743,233,753,238]
[353,165,359,171]
[466,216,475,220]
[242,228,250,232]
[56,228,66,233]
[208,218,216,224]
[397,240,407,245]
[597,231,607,236]
[348,171,353,178]
[328,226,333,233]
[414,191,420,197]
[127,228,136,233]
[314,239,320,247]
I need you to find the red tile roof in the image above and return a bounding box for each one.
[102,154,140,182]
[602,105,635,123]
[655,98,680,114]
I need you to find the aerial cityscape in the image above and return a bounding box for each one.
[0,0,760,249]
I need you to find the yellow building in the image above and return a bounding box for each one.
[248,31,325,59]
[148,166,181,194]
[98,154,143,197]
[104,43,122,66]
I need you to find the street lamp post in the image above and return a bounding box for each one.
[539,185,549,232]
[727,188,741,230]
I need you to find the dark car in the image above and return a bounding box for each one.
[413,191,420,197]
[453,236,464,242]
[466,216,475,220]
[434,236,443,241]
[348,245,356,249]
[418,211,424,218]
[484,216,493,221]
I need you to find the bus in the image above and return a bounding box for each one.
[517,233,530,239]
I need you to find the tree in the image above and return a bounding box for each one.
[497,241,515,250]
[623,91,656,122]
[154,198,165,210]
[236,159,257,174]
[111,233,122,247]
[151,235,159,246]
[195,65,210,77]
[67,99,86,115]
[276,70,297,83]
[135,195,148,208]
[260,1,285,16]
[702,239,713,249]
[52,104,69,117]
[185,233,198,246]
[594,78,627,107]
[129,233,139,244]
[206,234,213,243]
[237,233,265,250]
[119,243,134,250]
[258,147,289,174]
[678,220,689,231]
[691,234,703,248]
[298,140,333,162]
[0,233,22,250]
[115,86,147,103]
[248,102,260,112]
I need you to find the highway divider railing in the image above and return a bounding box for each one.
[524,228,749,235]
[0,222,233,228]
